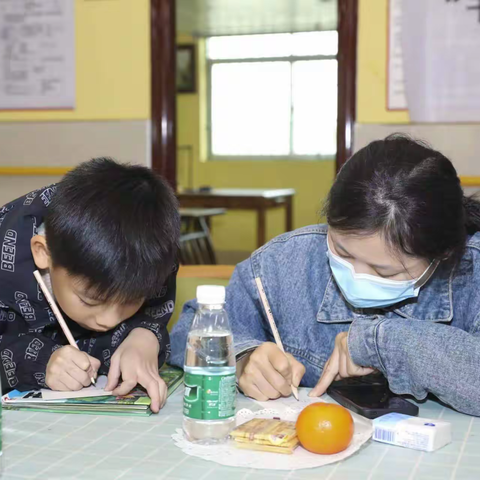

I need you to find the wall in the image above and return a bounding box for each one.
[0,0,151,207]
[355,0,480,185]
[357,0,408,125]
[177,35,335,261]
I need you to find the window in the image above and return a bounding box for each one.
[207,31,338,159]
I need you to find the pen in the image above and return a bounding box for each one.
[33,270,96,386]
[254,277,299,401]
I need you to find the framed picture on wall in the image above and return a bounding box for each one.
[176,44,196,93]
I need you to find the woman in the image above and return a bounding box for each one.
[170,134,480,416]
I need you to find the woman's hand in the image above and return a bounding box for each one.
[309,332,375,397]
[105,328,167,413]
[238,342,305,401]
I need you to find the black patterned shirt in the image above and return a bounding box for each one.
[0,186,176,392]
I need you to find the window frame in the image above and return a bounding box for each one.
[206,46,338,161]
[150,0,357,187]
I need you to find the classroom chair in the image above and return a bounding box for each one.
[179,208,226,265]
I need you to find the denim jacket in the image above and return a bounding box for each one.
[170,224,480,416]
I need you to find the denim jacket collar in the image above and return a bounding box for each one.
[392,263,454,321]
[317,249,454,323]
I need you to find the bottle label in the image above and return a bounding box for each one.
[183,372,236,420]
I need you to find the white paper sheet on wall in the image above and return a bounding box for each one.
[387,0,407,110]
[401,0,480,123]
[0,0,75,110]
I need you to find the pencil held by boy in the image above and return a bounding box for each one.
[0,159,180,412]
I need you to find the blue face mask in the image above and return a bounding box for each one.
[327,239,437,309]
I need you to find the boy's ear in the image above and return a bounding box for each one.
[31,235,51,270]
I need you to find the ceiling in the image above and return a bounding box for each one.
[176,0,338,37]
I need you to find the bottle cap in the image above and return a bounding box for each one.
[196,285,226,305]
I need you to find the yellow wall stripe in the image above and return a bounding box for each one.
[0,168,479,188]
[0,167,71,176]
[460,177,480,187]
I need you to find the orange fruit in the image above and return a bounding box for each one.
[296,403,354,455]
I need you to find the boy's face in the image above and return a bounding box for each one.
[49,266,144,331]
[31,236,144,331]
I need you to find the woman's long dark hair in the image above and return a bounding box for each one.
[325,134,480,262]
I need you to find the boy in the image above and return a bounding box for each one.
[0,158,179,412]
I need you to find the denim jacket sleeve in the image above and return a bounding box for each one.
[169,257,268,368]
[348,317,480,416]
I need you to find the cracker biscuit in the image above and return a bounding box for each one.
[230,418,299,454]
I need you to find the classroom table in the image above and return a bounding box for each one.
[178,189,296,249]
[2,388,480,480]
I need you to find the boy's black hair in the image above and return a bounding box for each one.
[45,158,180,303]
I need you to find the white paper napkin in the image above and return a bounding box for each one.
[172,392,373,470]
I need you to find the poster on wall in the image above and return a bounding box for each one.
[387,0,407,111]
[401,0,480,122]
[0,0,75,110]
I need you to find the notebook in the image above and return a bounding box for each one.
[1,364,183,416]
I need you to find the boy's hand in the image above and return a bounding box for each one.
[46,346,100,391]
[238,342,305,401]
[105,328,167,413]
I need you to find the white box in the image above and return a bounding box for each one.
[373,413,451,452]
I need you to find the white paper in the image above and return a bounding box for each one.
[254,389,339,411]
[41,375,111,400]
[387,0,407,110]
[172,392,373,470]
[402,0,480,122]
[0,0,75,110]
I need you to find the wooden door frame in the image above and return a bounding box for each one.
[150,0,358,184]
[336,0,358,173]
[151,0,177,188]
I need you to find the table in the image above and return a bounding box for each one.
[2,389,480,480]
[179,208,226,264]
[178,189,296,249]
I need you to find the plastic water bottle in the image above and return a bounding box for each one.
[183,285,236,444]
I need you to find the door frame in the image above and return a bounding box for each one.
[150,0,358,184]
[151,0,177,188]
[336,0,358,173]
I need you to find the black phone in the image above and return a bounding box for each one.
[326,374,419,419]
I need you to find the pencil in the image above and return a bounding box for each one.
[33,270,96,386]
[254,277,299,401]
